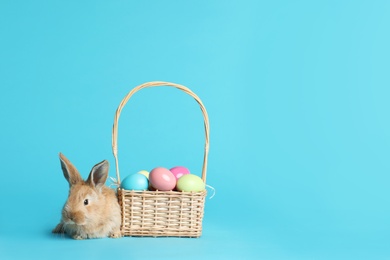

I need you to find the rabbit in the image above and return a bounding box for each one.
[52,153,122,239]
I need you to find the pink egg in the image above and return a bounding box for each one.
[170,166,190,180]
[149,167,176,191]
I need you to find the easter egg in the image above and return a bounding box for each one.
[149,167,176,191]
[177,174,205,192]
[170,166,190,180]
[137,170,149,179]
[121,173,149,191]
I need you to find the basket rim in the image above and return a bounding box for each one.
[117,187,207,195]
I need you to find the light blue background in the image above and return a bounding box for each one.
[1,1,389,259]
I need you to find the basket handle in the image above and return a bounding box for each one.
[112,81,210,185]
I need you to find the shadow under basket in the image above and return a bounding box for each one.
[112,81,210,238]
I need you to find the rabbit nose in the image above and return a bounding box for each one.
[68,212,77,222]
[67,211,84,224]
[63,210,75,222]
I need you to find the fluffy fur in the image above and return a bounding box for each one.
[52,153,121,239]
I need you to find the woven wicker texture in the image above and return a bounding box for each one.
[112,81,210,237]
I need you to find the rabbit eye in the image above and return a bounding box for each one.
[84,199,89,206]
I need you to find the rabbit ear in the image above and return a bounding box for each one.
[59,153,83,186]
[87,160,109,190]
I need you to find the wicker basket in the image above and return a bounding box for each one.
[111,81,210,237]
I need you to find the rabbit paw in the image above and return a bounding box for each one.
[110,231,122,238]
[72,234,86,240]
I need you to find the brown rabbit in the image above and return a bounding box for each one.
[52,153,122,239]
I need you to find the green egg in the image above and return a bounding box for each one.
[176,174,205,192]
[137,170,149,179]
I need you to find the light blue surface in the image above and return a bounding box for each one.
[1,1,390,259]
